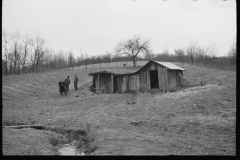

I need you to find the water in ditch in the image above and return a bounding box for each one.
[58,145,85,156]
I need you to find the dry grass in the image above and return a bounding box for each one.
[2,63,236,155]
[2,127,68,155]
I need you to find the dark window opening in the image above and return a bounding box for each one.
[149,70,159,89]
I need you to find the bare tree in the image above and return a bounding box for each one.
[96,55,103,68]
[195,46,203,65]
[29,38,36,73]
[112,51,120,67]
[76,56,82,67]
[17,45,24,74]
[42,48,54,71]
[53,54,58,70]
[103,51,112,66]
[48,48,55,70]
[174,48,185,63]
[21,32,31,73]
[57,50,66,69]
[10,31,22,74]
[209,43,218,69]
[115,35,150,67]
[29,35,45,72]
[85,52,88,69]
[2,30,10,75]
[161,49,170,62]
[198,46,210,67]
[228,41,236,68]
[186,42,197,66]
[68,50,75,70]
[144,48,154,61]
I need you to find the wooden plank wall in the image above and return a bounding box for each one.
[129,74,140,92]
[117,75,128,93]
[98,74,112,93]
[139,61,158,91]
[115,74,140,93]
[167,70,184,90]
[123,76,127,93]
[168,70,177,90]
[176,71,183,87]
[116,76,123,93]
[158,66,166,91]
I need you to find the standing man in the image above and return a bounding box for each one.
[74,74,79,91]
[65,76,71,93]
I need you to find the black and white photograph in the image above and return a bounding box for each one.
[2,0,236,156]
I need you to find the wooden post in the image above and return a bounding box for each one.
[111,75,114,93]
[158,67,162,91]
[178,73,192,86]
[123,76,126,93]
[164,68,169,92]
[97,74,99,94]
[147,70,150,91]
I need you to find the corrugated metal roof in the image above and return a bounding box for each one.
[152,60,186,71]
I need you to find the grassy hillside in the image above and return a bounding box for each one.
[2,62,236,155]
[2,127,68,155]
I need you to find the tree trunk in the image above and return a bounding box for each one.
[9,65,12,75]
[191,57,194,66]
[13,62,17,74]
[31,64,34,73]
[5,62,8,75]
[132,58,136,67]
[18,62,21,74]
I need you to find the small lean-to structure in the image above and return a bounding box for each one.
[88,60,186,94]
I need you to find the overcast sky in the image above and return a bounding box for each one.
[2,0,236,57]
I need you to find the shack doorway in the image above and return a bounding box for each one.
[113,76,117,93]
[149,70,159,89]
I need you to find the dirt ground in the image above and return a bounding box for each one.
[2,63,236,155]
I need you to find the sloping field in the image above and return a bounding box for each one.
[2,63,236,155]
[2,127,68,155]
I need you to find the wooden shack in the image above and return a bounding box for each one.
[88,60,186,94]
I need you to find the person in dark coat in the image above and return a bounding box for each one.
[59,80,66,95]
[74,74,79,91]
[64,76,70,93]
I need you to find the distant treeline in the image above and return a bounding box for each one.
[2,30,236,76]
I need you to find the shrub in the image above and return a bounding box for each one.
[49,137,59,146]
[2,119,17,126]
[45,124,98,154]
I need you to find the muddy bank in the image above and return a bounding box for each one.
[45,126,97,156]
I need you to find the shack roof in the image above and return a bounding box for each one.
[133,60,185,73]
[88,67,139,76]
[88,61,185,76]
[151,60,186,71]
